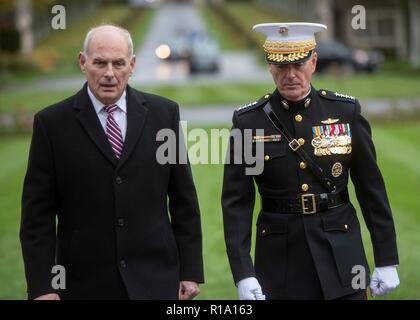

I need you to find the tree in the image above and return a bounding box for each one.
[408,0,420,67]
[15,0,33,54]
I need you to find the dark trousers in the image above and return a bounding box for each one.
[336,290,368,300]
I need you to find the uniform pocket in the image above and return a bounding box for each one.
[255,211,288,288]
[262,142,287,161]
[321,204,369,287]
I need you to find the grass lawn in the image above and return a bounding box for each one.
[223,2,298,45]
[0,121,419,299]
[353,121,420,299]
[200,5,250,51]
[201,2,297,51]
[0,135,30,299]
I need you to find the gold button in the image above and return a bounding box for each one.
[264,94,270,99]
[264,155,270,161]
[262,229,266,235]
[299,162,307,169]
[295,114,302,122]
[298,138,305,145]
[301,184,309,192]
[344,224,348,230]
[321,90,327,96]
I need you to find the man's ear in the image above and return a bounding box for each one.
[130,55,136,72]
[311,51,318,72]
[78,52,86,73]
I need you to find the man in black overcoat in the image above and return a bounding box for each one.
[20,25,204,300]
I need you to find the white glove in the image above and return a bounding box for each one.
[369,265,400,297]
[237,277,266,300]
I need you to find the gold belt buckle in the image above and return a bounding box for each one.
[301,194,316,214]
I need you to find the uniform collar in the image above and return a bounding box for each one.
[274,85,314,112]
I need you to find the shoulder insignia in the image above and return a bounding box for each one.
[236,93,271,115]
[333,92,355,100]
[237,100,258,111]
[318,89,356,103]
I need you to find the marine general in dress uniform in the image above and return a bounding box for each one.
[221,22,400,300]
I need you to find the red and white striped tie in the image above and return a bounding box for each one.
[104,104,124,159]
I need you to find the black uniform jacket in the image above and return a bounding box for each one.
[222,86,398,299]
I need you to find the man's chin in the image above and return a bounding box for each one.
[98,92,119,105]
[99,89,119,102]
[280,88,303,101]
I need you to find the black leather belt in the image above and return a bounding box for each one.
[261,190,349,214]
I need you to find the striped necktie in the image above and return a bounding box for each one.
[103,104,124,159]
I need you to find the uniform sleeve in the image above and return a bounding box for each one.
[349,100,399,267]
[20,114,58,299]
[167,104,204,283]
[221,112,256,284]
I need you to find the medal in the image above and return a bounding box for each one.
[331,162,343,177]
[311,123,352,157]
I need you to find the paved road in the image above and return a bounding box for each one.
[132,3,270,85]
[4,3,269,92]
[132,3,205,84]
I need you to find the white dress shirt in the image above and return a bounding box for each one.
[87,86,127,141]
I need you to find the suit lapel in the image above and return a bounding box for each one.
[117,85,148,169]
[74,84,118,166]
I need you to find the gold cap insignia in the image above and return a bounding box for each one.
[253,23,327,64]
[321,118,339,124]
[278,27,289,35]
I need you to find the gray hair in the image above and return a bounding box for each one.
[83,24,134,57]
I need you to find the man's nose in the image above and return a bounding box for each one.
[104,62,115,79]
[285,66,296,78]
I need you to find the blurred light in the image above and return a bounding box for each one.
[155,44,171,59]
[353,49,369,64]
